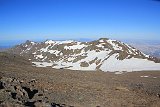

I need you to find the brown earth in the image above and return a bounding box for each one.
[0,52,160,107]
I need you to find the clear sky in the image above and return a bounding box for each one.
[0,0,160,46]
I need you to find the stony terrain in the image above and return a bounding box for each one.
[0,52,160,107]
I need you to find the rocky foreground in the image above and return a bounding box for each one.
[0,52,160,107]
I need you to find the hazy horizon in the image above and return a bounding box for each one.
[1,37,160,48]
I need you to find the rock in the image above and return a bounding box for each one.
[34,101,51,107]
[22,87,38,99]
[20,80,24,83]
[0,81,5,89]
[12,78,20,84]
[30,79,37,83]
[157,93,160,98]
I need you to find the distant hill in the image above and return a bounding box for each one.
[0,46,11,52]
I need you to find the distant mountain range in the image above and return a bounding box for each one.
[128,43,160,58]
[110,39,160,58]
[7,38,160,72]
[0,46,11,52]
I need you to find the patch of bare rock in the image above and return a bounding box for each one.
[0,77,74,107]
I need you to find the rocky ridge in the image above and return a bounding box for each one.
[8,38,160,72]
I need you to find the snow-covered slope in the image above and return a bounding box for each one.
[9,38,160,72]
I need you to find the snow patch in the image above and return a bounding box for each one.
[45,40,56,44]
[107,40,122,50]
[100,53,160,72]
[140,76,149,78]
[115,71,124,74]
[45,40,75,45]
[34,54,44,59]
[31,42,36,45]
[64,44,86,50]
[99,39,104,42]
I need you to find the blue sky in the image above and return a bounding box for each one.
[0,0,160,46]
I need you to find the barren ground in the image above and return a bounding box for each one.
[0,52,160,107]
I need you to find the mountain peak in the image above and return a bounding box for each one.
[97,38,110,42]
[25,40,31,43]
[24,40,35,45]
[8,38,160,72]
[98,38,109,41]
[44,40,55,44]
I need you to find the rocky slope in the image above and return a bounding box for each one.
[8,38,160,72]
[0,52,160,107]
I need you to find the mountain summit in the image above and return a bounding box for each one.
[8,38,160,72]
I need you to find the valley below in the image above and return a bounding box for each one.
[0,52,160,107]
